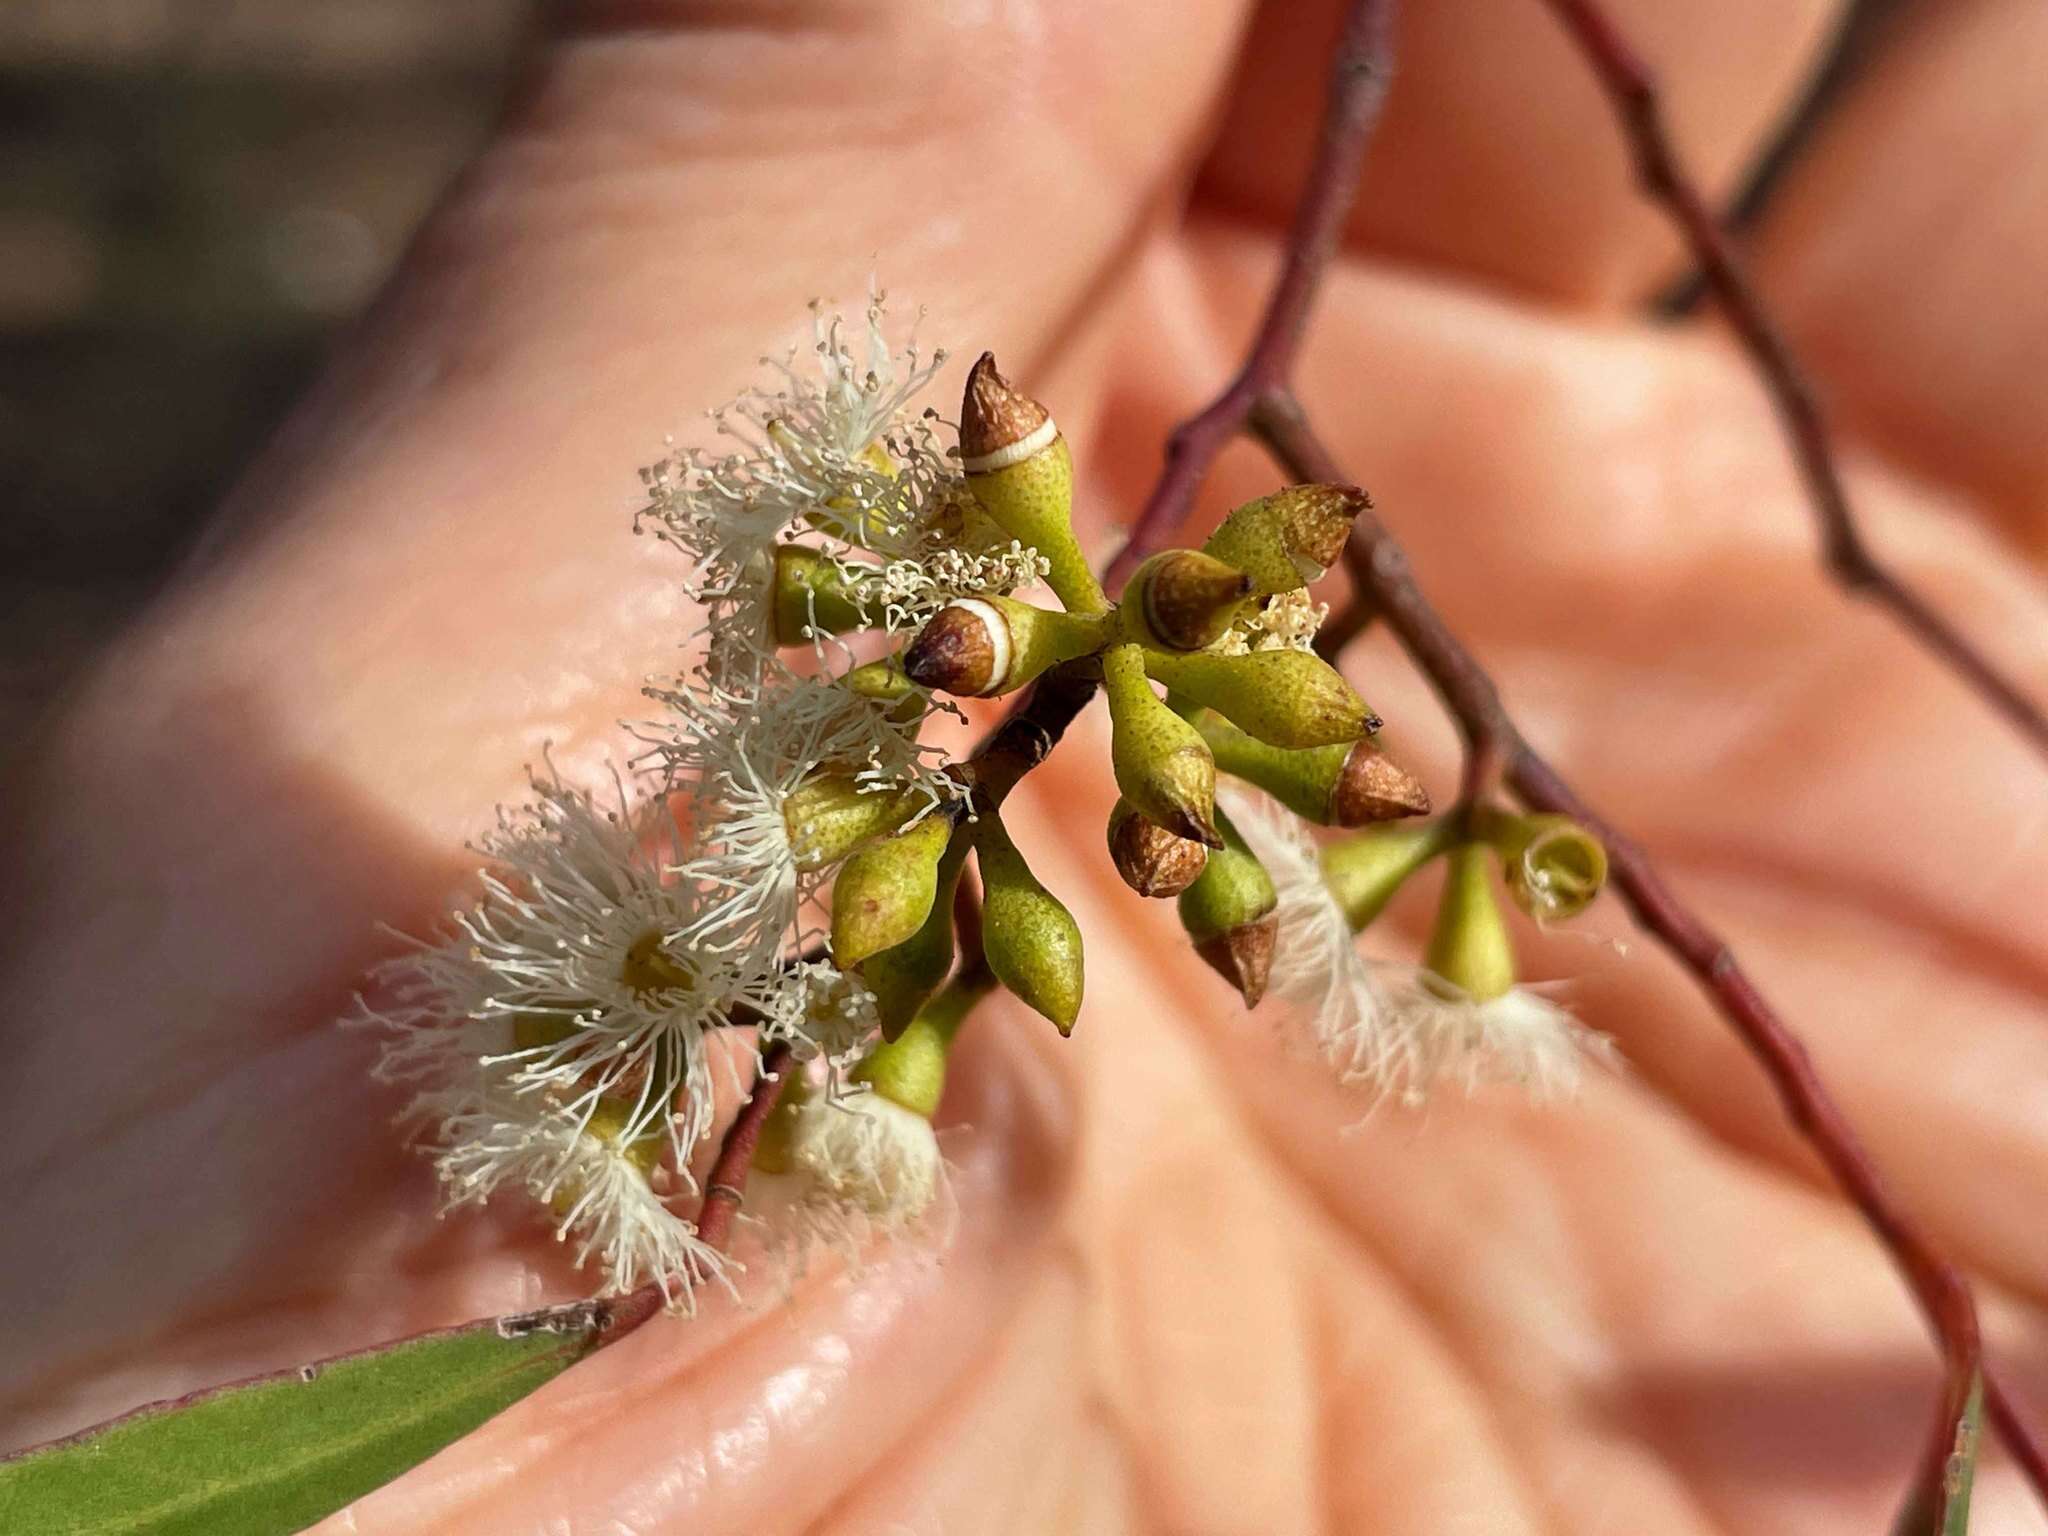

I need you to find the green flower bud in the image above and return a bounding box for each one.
[977,813,1085,1035]
[1177,806,1279,1007]
[903,595,1108,697]
[1106,798,1210,897]
[959,353,1107,615]
[782,774,924,871]
[1480,811,1609,923]
[1192,709,1429,826]
[860,833,970,1040]
[1146,647,1376,750]
[1320,817,1455,932]
[853,1010,952,1119]
[1425,842,1517,1003]
[771,544,875,645]
[1102,643,1222,847]
[830,812,955,967]
[838,652,927,725]
[1122,549,1254,652]
[1200,484,1366,597]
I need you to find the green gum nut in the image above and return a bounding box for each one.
[782,775,925,871]
[1192,710,1431,826]
[853,1010,952,1119]
[958,353,1107,615]
[1480,810,1609,923]
[1146,647,1375,750]
[1200,484,1367,597]
[976,813,1085,1035]
[859,832,970,1040]
[771,545,876,645]
[830,812,955,968]
[1424,842,1517,1003]
[1101,643,1222,847]
[1320,817,1455,933]
[1176,805,1280,1007]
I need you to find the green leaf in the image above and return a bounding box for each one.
[0,1300,607,1535]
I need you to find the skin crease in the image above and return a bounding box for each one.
[1,0,2045,1528]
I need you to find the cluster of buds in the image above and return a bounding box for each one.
[354,299,1619,1318]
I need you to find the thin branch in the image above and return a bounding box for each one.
[1539,0,2048,762]
[1109,0,2036,1517]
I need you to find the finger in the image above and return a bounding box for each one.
[1194,0,1847,310]
[1748,0,2048,553]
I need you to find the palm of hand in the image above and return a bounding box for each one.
[2,1,2044,1531]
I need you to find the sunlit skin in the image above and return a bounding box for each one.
[2,0,2045,1530]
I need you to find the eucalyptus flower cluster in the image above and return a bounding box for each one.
[353,298,1618,1316]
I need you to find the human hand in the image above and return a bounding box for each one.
[3,1,2045,1530]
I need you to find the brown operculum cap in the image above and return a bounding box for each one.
[1109,806,1210,898]
[1330,742,1432,826]
[1284,484,1372,571]
[960,351,1051,463]
[1141,550,1254,652]
[904,603,999,695]
[1194,914,1279,1008]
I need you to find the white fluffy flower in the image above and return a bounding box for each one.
[1223,786,1428,1096]
[651,663,956,937]
[787,1091,945,1226]
[1376,974,1617,1101]
[360,768,801,1164]
[434,1085,733,1312]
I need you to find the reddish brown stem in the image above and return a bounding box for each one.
[1539,0,2048,762]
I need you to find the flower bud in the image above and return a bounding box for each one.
[1176,806,1279,1008]
[1200,484,1366,597]
[782,774,924,871]
[1102,643,1222,847]
[1424,842,1517,1003]
[1106,798,1209,897]
[1320,818,1454,932]
[976,813,1085,1034]
[1485,812,1608,922]
[829,811,955,967]
[770,544,874,645]
[959,353,1106,615]
[838,653,928,725]
[1193,710,1429,826]
[860,834,970,1040]
[903,595,1108,697]
[1146,647,1376,750]
[1123,548,1254,652]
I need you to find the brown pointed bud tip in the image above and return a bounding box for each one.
[903,599,1006,696]
[1286,484,1371,572]
[1332,743,1432,826]
[1108,804,1210,898]
[1138,549,1255,652]
[1162,801,1225,850]
[960,352,1056,471]
[1194,915,1278,1008]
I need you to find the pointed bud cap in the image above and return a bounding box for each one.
[960,352,1056,472]
[1130,548,1254,652]
[905,599,1006,696]
[1332,741,1432,825]
[1107,799,1210,898]
[1201,484,1368,596]
[1177,806,1278,1009]
[1193,915,1279,1009]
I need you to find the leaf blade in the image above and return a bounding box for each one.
[0,1302,606,1536]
